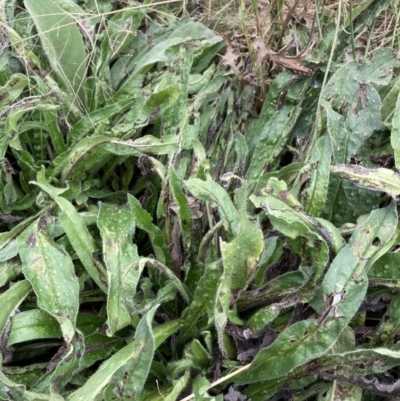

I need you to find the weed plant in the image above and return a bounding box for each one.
[0,0,400,400]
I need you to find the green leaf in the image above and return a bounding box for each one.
[382,76,400,122]
[236,202,397,384]
[24,0,87,107]
[67,99,133,144]
[68,307,157,401]
[60,135,178,182]
[180,261,221,342]
[0,280,31,358]
[17,216,83,397]
[17,217,79,327]
[250,179,329,280]
[330,164,400,198]
[0,73,29,107]
[322,201,397,294]
[128,194,173,266]
[97,203,140,335]
[305,135,332,216]
[246,77,309,192]
[391,92,400,169]
[0,371,25,401]
[168,166,192,248]
[8,311,107,347]
[184,179,239,238]
[321,99,380,225]
[221,218,263,290]
[164,370,190,401]
[32,170,107,292]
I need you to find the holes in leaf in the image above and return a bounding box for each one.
[372,237,381,246]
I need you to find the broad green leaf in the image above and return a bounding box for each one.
[67,99,133,144]
[0,213,45,258]
[246,71,293,153]
[184,179,239,238]
[246,347,400,400]
[17,216,83,397]
[0,371,25,400]
[0,260,21,286]
[5,102,59,135]
[97,203,140,335]
[221,218,263,290]
[188,339,211,370]
[168,166,192,248]
[188,64,215,94]
[322,201,397,294]
[374,294,400,345]
[246,77,309,192]
[24,0,87,107]
[154,319,181,349]
[305,135,332,216]
[214,278,241,359]
[382,76,400,122]
[369,252,400,281]
[322,100,380,225]
[8,309,60,347]
[0,73,29,107]
[236,202,397,384]
[243,270,311,310]
[392,93,400,168]
[2,24,41,71]
[8,311,108,347]
[104,135,179,156]
[60,135,178,182]
[17,218,79,328]
[0,280,31,359]
[250,179,329,280]
[330,164,400,198]
[192,376,223,401]
[108,9,146,59]
[133,38,185,75]
[68,307,157,401]
[128,194,173,266]
[164,370,190,401]
[180,261,221,342]
[32,171,107,292]
[132,258,189,304]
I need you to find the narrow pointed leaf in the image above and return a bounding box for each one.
[330,164,400,198]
